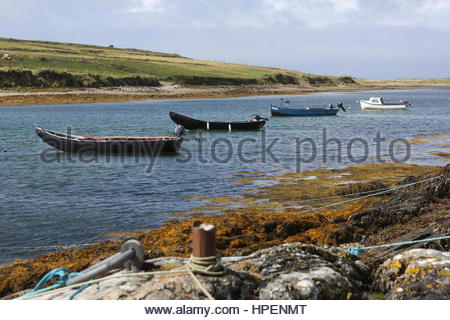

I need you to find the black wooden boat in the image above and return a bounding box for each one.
[36,127,182,155]
[169,112,266,131]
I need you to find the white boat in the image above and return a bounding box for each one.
[360,97,411,110]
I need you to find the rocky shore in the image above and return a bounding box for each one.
[1,163,448,299]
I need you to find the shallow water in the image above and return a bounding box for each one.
[0,87,449,263]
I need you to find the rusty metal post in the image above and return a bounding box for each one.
[192,221,216,257]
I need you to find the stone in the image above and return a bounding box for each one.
[259,267,352,299]
[231,243,369,299]
[372,248,450,299]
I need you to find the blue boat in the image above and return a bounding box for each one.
[271,101,345,117]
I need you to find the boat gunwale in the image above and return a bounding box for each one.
[169,111,266,125]
[360,100,409,106]
[37,127,179,142]
[271,105,337,111]
[270,105,339,116]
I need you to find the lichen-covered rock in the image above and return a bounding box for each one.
[133,269,257,300]
[373,249,450,299]
[258,267,352,299]
[232,243,369,299]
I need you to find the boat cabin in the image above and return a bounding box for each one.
[368,97,384,104]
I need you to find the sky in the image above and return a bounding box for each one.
[0,0,449,79]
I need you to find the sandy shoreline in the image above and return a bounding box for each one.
[0,84,403,106]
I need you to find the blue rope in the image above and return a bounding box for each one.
[67,284,90,300]
[15,268,80,300]
[347,235,450,256]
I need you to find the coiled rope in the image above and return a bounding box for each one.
[187,255,227,300]
[188,255,226,276]
[14,268,81,300]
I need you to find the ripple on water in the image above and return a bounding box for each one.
[1,88,450,262]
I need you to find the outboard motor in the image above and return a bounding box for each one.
[175,124,186,137]
[337,102,346,112]
[175,125,200,142]
[281,98,290,105]
[400,99,412,106]
[252,114,268,121]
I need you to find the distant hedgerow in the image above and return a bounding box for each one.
[0,70,161,88]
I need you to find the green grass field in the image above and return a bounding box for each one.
[0,38,290,79]
[0,37,357,87]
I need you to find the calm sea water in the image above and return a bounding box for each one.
[0,88,449,263]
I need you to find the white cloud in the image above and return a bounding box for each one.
[128,0,164,13]
[261,0,360,29]
[415,0,450,28]
[334,0,360,12]
[370,0,450,29]
[120,0,362,29]
[120,0,450,30]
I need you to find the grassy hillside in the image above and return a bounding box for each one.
[0,37,355,87]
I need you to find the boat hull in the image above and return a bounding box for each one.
[36,127,182,155]
[360,101,408,110]
[271,106,338,116]
[169,112,266,130]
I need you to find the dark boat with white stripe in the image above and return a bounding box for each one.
[36,127,182,155]
[169,112,266,131]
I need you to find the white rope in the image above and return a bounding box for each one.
[297,175,442,214]
[300,186,393,202]
[187,269,214,300]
